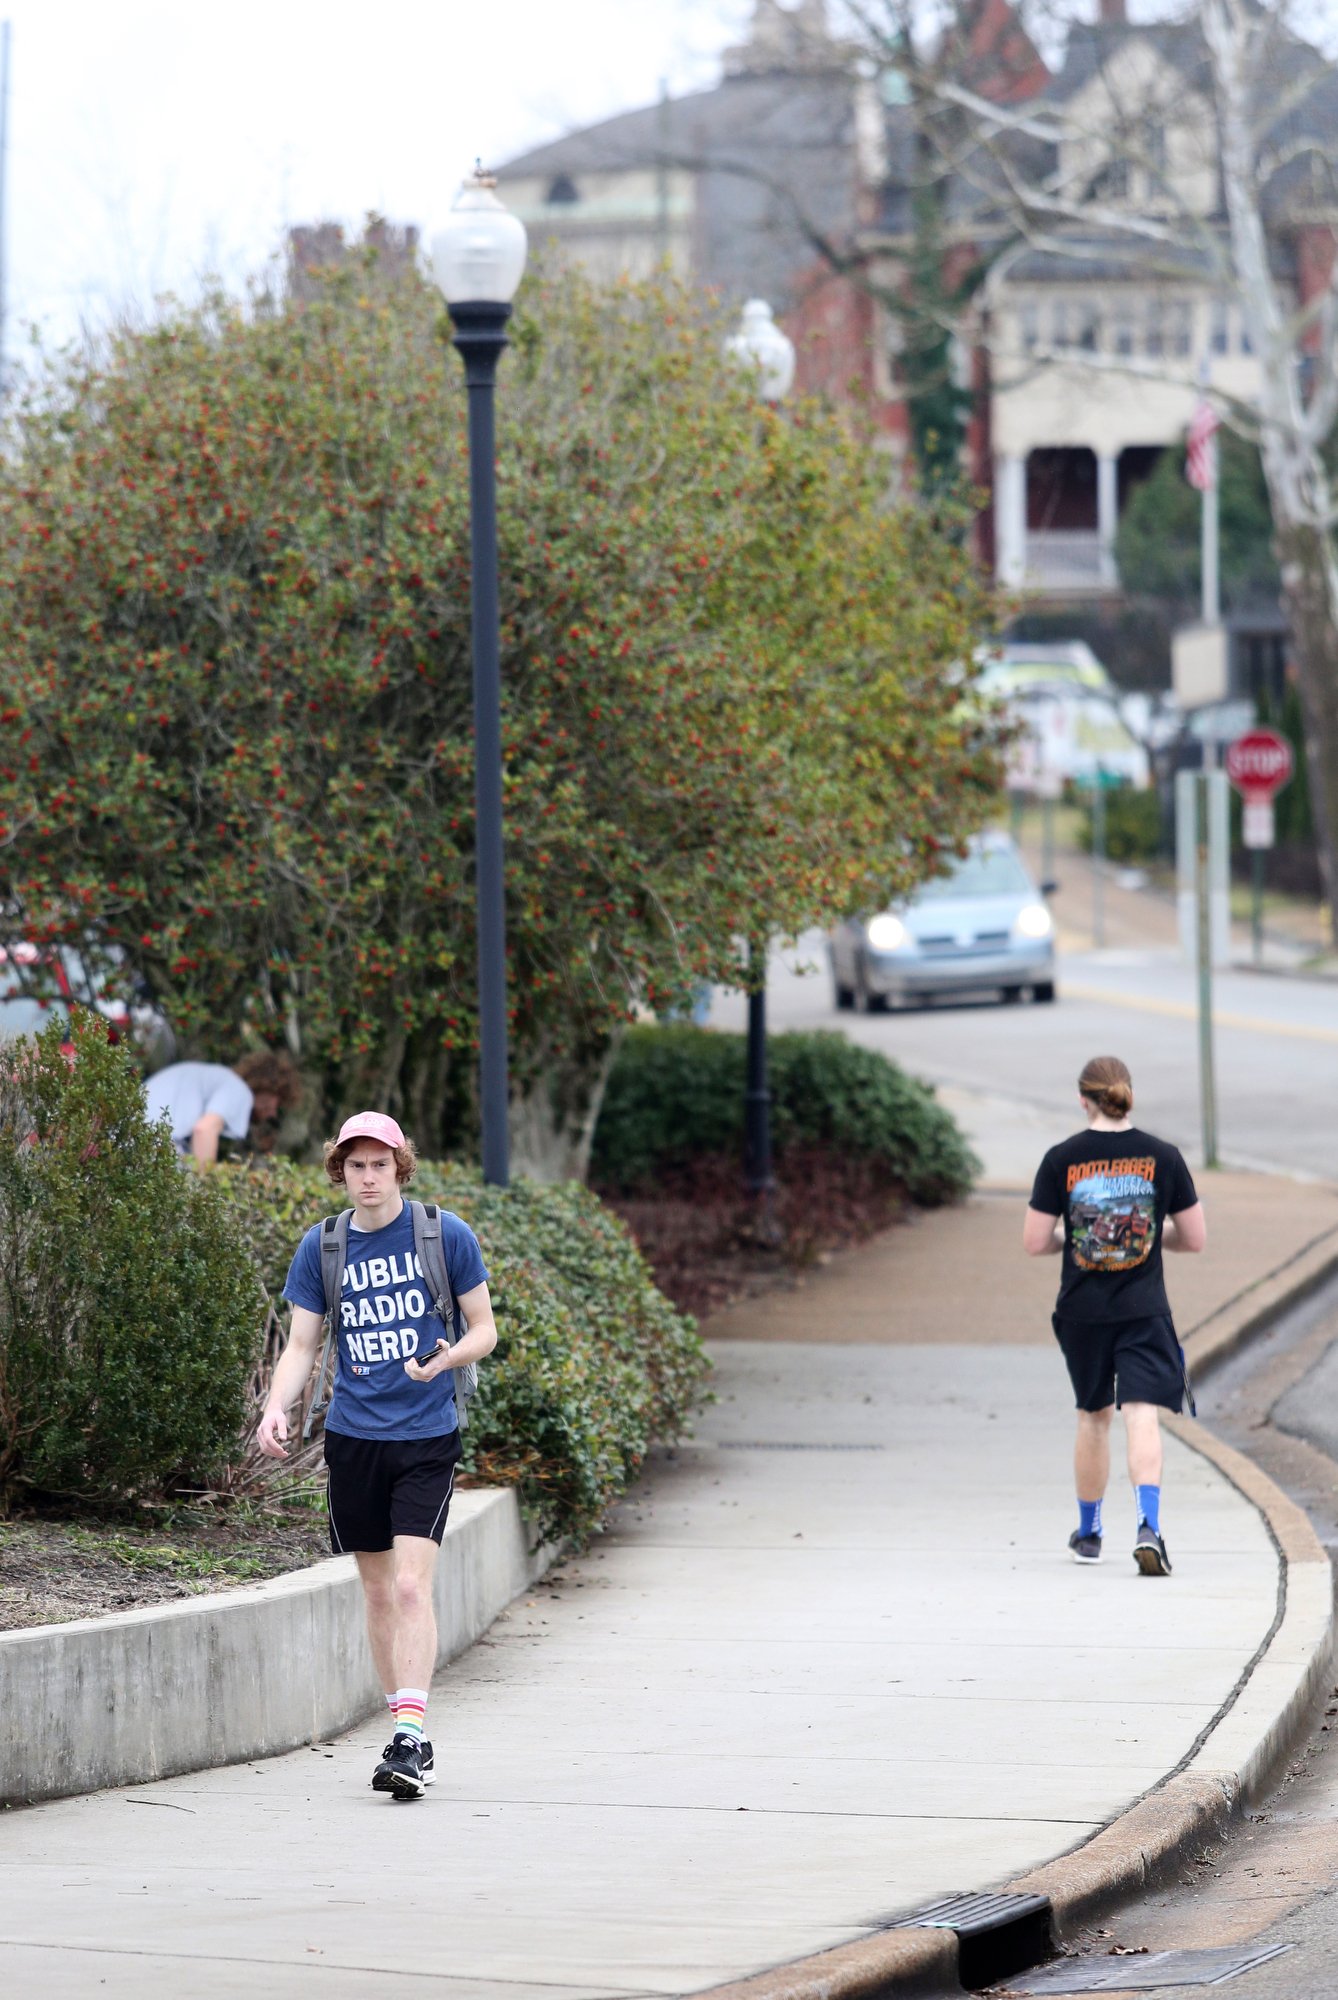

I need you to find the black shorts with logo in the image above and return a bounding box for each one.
[323,1428,464,1553]
[1053,1313,1185,1414]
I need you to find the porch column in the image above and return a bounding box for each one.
[995,454,1027,587]
[1097,452,1119,587]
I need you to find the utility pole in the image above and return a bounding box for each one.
[655,79,671,266]
[1194,776,1219,1168]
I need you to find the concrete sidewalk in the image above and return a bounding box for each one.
[3,1123,1331,1997]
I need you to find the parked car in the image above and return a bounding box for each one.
[0,941,174,1064]
[829,833,1057,1011]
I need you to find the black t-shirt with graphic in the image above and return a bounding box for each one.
[1029,1127,1198,1323]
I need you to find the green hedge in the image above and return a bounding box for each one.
[217,1161,708,1544]
[591,1026,978,1203]
[0,1019,262,1511]
[1074,786,1165,865]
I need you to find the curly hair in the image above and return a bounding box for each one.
[234,1048,302,1111]
[322,1136,419,1188]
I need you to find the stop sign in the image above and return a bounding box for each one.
[1225,728,1294,799]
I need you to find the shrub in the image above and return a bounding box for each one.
[0,1019,263,1511]
[215,1160,708,1545]
[590,1026,978,1204]
[1074,785,1166,865]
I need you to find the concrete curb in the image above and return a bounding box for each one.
[1182,1221,1338,1378]
[693,1243,1338,2000]
[0,1485,550,1807]
[1006,1415,1333,1944]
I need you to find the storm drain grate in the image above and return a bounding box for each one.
[992,1942,1295,1993]
[717,1441,887,1452]
[897,1891,1053,1988]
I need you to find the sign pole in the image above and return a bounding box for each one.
[1195,774,1219,1169]
[1226,730,1292,978]
[1092,771,1106,949]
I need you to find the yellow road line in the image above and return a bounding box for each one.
[1062,981,1338,1045]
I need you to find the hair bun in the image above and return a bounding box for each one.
[1078,1056,1134,1115]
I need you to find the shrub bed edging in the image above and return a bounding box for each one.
[0,1486,549,1806]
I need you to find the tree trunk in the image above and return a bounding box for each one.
[1274,521,1338,944]
[509,1035,622,1184]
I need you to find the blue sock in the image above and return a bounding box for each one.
[1079,1499,1103,1538]
[1137,1484,1160,1533]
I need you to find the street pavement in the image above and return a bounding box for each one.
[0,1083,1312,1998]
[709,853,1338,1183]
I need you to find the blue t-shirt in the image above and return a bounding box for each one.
[283,1202,488,1442]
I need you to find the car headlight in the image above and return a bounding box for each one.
[867,913,909,952]
[1015,903,1052,940]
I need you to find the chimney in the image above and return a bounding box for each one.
[1098,0,1127,21]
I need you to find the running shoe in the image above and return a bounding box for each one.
[1068,1529,1102,1564]
[1133,1524,1172,1575]
[372,1733,428,1799]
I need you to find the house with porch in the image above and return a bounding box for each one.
[494,0,1338,617]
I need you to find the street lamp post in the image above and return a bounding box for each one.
[725,300,795,1211]
[432,168,528,1188]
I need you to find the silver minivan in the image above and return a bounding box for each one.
[829,832,1056,1011]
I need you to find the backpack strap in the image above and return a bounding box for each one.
[302,1210,352,1441]
[410,1199,478,1432]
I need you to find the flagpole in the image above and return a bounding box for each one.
[1202,428,1220,626]
[1197,358,1220,627]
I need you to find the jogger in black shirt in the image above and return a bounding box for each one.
[1024,1056,1206,1575]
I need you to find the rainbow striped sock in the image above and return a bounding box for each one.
[393,1688,428,1743]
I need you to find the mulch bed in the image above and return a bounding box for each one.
[597,1143,910,1321]
[0,1511,330,1633]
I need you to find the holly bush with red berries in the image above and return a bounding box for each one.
[0,248,1002,1165]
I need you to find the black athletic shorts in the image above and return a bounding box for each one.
[323,1428,464,1554]
[1053,1313,1185,1414]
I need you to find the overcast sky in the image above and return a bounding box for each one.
[3,0,752,353]
[7,1,1337,359]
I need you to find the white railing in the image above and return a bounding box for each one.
[1024,530,1116,592]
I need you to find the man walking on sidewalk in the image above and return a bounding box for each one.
[1024,1056,1206,1576]
[257,1111,496,1799]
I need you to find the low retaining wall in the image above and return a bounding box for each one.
[0,1486,547,1807]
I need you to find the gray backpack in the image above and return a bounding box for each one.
[301,1199,479,1440]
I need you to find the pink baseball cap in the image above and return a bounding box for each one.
[335,1111,406,1151]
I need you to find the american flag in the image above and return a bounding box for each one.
[1186,400,1220,491]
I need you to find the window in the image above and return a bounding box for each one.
[1239,312,1255,355]
[1020,303,1040,356]
[1090,157,1130,201]
[1051,299,1070,349]
[545,173,580,205]
[1145,303,1165,358]
[1170,302,1192,358]
[1210,300,1230,355]
[1075,305,1100,353]
[1113,312,1135,358]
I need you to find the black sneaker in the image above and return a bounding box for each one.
[1068,1529,1102,1564]
[1133,1523,1172,1575]
[371,1733,427,1799]
[419,1739,436,1786]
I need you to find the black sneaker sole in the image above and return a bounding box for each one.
[1134,1543,1172,1576]
[388,1769,426,1800]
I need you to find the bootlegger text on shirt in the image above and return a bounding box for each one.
[1029,1128,1198,1323]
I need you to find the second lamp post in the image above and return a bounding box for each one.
[432,169,528,1188]
[725,300,795,1208]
